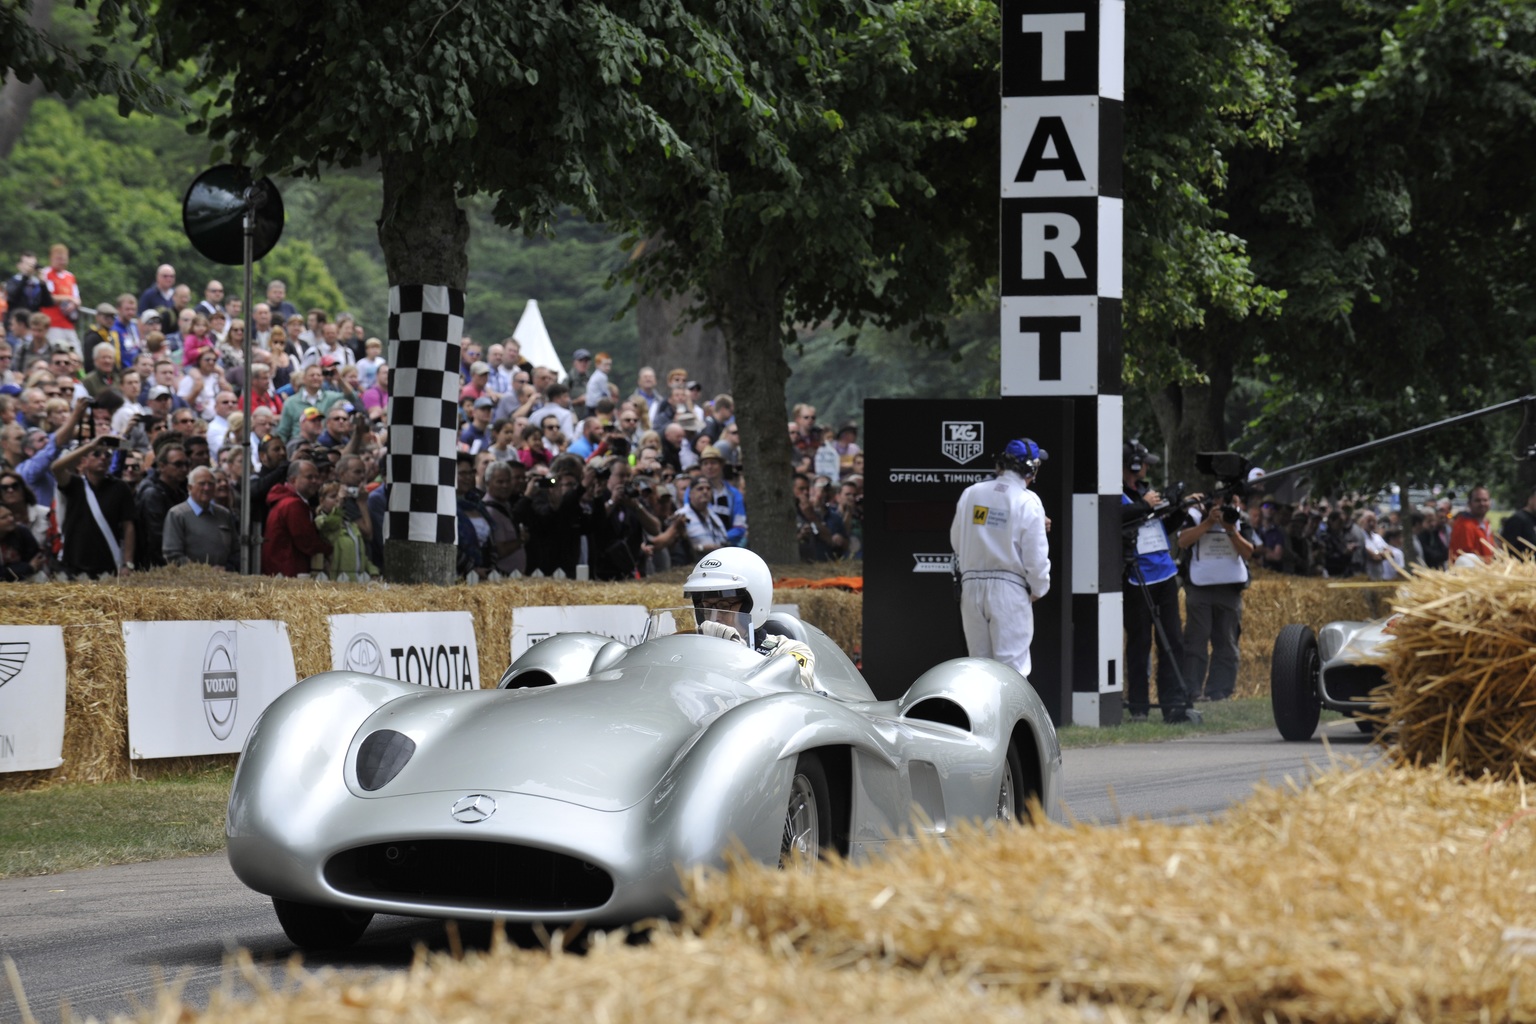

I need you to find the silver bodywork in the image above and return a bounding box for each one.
[1316,618,1390,711]
[227,614,1062,926]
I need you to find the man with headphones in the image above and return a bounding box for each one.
[948,438,1051,678]
[1121,440,1193,724]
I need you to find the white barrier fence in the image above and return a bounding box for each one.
[0,606,644,771]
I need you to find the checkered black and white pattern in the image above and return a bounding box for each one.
[1001,0,1125,726]
[386,285,464,546]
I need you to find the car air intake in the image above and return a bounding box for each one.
[356,730,415,791]
[324,841,615,912]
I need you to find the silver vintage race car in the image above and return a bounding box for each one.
[1270,619,1391,740]
[227,558,1062,950]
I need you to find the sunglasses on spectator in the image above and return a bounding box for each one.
[174,417,195,425]
[163,458,188,468]
[0,481,21,490]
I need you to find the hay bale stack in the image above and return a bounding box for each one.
[0,568,860,790]
[1375,555,1536,779]
[130,765,1536,1023]
[681,764,1536,1022]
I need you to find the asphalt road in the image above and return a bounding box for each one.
[1,720,1375,1023]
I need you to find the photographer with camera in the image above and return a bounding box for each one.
[588,456,662,580]
[1120,441,1192,724]
[1177,483,1255,703]
[51,432,137,577]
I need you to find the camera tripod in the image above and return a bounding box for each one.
[1123,519,1203,725]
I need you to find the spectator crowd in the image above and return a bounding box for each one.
[1,247,870,582]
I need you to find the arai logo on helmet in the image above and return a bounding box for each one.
[699,558,723,569]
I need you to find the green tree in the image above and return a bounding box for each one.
[145,0,800,582]
[609,0,1001,561]
[1224,0,1536,495]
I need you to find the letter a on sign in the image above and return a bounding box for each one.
[1015,116,1084,183]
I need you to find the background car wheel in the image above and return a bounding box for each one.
[1271,623,1322,742]
[272,897,374,950]
[997,738,1025,823]
[780,752,833,868]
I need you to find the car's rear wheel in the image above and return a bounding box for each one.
[997,738,1025,823]
[780,752,832,868]
[1271,624,1322,742]
[273,897,374,950]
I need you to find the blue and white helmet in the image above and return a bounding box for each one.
[1000,437,1048,478]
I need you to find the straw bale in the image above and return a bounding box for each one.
[0,568,861,791]
[680,763,1536,1022]
[1372,555,1536,779]
[126,931,1198,1024]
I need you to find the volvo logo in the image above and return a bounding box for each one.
[201,630,239,740]
[451,793,497,824]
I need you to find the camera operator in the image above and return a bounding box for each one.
[515,458,588,576]
[1177,488,1256,703]
[588,457,661,580]
[1120,441,1191,724]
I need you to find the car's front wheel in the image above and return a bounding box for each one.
[997,738,1026,823]
[780,752,833,868]
[273,897,374,951]
[1271,624,1322,742]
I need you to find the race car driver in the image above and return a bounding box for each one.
[949,437,1052,678]
[684,547,818,689]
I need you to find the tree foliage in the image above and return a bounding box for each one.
[1226,0,1536,493]
[1,0,176,117]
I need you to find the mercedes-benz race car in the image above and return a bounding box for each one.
[1270,619,1391,741]
[226,609,1063,950]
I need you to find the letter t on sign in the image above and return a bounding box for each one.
[1020,13,1086,80]
[1017,316,1080,381]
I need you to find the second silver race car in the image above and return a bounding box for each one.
[227,561,1063,950]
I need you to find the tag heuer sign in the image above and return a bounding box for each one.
[202,630,239,741]
[941,421,985,464]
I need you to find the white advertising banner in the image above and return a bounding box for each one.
[510,605,649,660]
[0,626,67,772]
[329,612,480,690]
[124,620,297,759]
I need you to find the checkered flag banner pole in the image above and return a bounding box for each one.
[386,285,464,545]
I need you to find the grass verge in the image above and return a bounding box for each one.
[1057,696,1346,747]
[0,766,233,879]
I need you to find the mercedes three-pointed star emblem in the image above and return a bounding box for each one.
[451,793,497,824]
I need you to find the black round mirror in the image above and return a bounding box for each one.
[182,165,285,266]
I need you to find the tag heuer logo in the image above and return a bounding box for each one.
[941,421,984,464]
[912,554,954,574]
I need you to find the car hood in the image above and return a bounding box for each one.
[354,668,755,811]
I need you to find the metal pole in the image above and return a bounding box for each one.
[240,202,256,575]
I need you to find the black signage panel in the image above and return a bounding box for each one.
[863,398,1076,725]
[1000,196,1099,296]
[1000,0,1099,98]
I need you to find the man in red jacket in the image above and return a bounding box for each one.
[262,459,331,576]
[1448,486,1496,563]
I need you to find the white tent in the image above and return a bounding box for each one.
[510,299,567,382]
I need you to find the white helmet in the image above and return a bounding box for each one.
[683,548,773,636]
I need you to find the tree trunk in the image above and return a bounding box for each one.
[378,150,470,585]
[0,0,53,162]
[1148,331,1238,493]
[635,286,730,399]
[711,259,796,564]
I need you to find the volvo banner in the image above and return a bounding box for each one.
[329,612,480,690]
[124,620,297,759]
[862,397,1077,724]
[0,625,67,772]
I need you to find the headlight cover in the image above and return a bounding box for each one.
[356,729,416,791]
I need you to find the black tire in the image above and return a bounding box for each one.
[997,738,1026,824]
[779,752,833,868]
[1271,623,1322,742]
[273,897,374,950]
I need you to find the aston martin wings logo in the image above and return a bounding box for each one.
[0,642,29,689]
